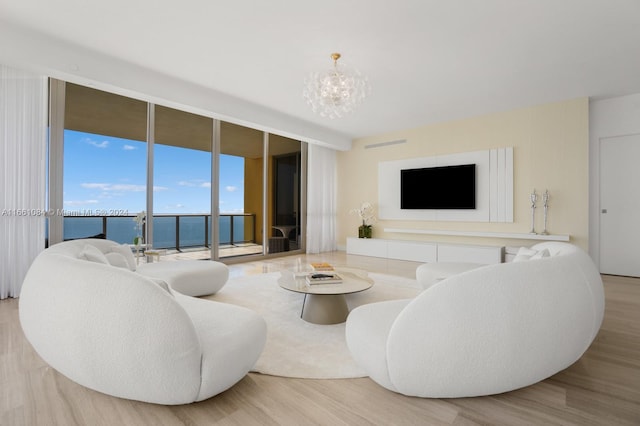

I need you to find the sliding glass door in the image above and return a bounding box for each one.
[61,83,147,244]
[219,122,263,258]
[268,135,302,253]
[51,79,306,259]
[153,105,212,255]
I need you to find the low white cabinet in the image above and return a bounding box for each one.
[437,243,503,264]
[387,240,438,263]
[347,237,389,259]
[346,237,503,264]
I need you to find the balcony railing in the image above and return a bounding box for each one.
[59,213,256,251]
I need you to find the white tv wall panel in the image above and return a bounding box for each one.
[490,147,514,222]
[505,148,514,222]
[379,148,513,222]
[497,148,506,221]
[387,240,437,263]
[437,243,503,264]
[490,149,499,221]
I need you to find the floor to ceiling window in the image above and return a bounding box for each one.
[50,79,306,259]
[152,105,213,253]
[61,82,148,244]
[219,122,264,258]
[268,135,303,254]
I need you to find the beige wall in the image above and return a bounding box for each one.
[337,98,589,250]
[244,157,264,244]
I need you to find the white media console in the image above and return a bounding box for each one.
[346,237,504,264]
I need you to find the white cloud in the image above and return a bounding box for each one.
[81,183,110,190]
[178,180,211,188]
[111,184,146,192]
[226,185,238,192]
[81,183,152,192]
[153,186,169,192]
[85,138,109,149]
[220,208,244,214]
[64,199,99,206]
[165,203,185,209]
[123,145,136,150]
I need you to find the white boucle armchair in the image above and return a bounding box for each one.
[345,242,605,398]
[19,239,266,405]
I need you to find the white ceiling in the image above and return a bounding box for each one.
[1,0,640,144]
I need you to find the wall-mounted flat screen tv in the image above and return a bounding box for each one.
[401,164,476,209]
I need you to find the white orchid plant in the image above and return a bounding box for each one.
[133,210,146,244]
[350,202,377,227]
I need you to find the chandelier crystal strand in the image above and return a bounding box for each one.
[303,53,370,119]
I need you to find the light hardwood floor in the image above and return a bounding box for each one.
[1,252,639,425]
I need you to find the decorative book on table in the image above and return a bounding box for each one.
[306,273,343,285]
[310,262,334,271]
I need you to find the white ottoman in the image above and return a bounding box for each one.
[416,262,486,290]
[137,260,229,296]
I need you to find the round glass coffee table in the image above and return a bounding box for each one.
[278,268,373,325]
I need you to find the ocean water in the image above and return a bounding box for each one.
[59,215,247,248]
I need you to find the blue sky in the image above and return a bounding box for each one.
[63,130,245,214]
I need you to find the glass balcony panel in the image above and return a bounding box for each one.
[106,216,138,244]
[219,215,231,246]
[63,217,103,240]
[152,216,176,249]
[179,215,206,248]
[232,214,245,243]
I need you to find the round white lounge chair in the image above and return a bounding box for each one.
[346,242,605,398]
[19,239,266,405]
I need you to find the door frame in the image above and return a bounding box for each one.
[592,132,640,273]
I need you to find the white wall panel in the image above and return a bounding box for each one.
[379,148,513,223]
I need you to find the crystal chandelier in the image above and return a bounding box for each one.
[303,53,370,119]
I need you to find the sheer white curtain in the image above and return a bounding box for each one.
[0,64,47,299]
[306,143,337,253]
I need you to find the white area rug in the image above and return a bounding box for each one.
[204,272,421,379]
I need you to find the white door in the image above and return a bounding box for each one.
[600,134,640,277]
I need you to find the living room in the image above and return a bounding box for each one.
[1,1,640,425]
